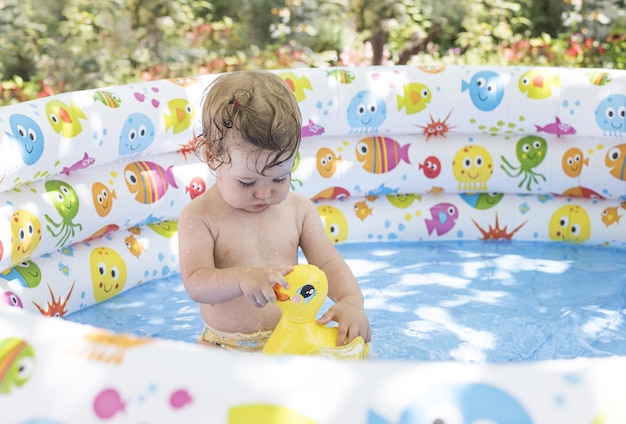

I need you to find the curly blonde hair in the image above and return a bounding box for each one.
[196,70,302,174]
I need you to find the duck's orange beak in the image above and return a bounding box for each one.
[272,283,290,302]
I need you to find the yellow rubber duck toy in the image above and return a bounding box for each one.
[263,264,369,359]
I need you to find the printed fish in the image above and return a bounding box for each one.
[301,119,325,137]
[185,176,206,199]
[124,160,179,204]
[397,82,432,114]
[311,186,350,202]
[0,338,35,393]
[164,99,194,134]
[602,206,622,227]
[61,152,95,175]
[606,144,626,181]
[355,136,411,173]
[518,70,561,99]
[535,116,576,137]
[354,200,373,221]
[46,99,87,138]
[278,72,312,102]
[425,202,458,236]
[586,71,612,86]
[125,234,145,258]
[326,68,355,84]
[93,90,122,108]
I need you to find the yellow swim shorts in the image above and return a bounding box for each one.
[199,323,272,353]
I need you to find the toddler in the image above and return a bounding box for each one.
[178,70,371,352]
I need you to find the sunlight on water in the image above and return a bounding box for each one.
[66,240,626,363]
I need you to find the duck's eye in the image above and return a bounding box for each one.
[297,284,316,304]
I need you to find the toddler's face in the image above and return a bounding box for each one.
[213,140,295,213]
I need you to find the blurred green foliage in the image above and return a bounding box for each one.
[1,0,624,104]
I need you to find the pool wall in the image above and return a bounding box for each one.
[1,66,626,422]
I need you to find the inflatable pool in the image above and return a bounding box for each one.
[1,65,626,422]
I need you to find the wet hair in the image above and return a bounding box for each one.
[196,70,302,174]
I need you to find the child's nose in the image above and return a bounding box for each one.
[255,187,271,200]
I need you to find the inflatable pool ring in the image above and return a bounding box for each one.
[263,264,369,359]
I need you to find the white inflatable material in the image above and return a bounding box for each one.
[1,65,626,423]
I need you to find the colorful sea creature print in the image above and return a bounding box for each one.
[32,282,75,317]
[311,186,350,202]
[473,213,527,240]
[562,147,589,178]
[317,205,349,244]
[90,246,128,302]
[326,68,355,84]
[124,160,179,204]
[92,181,117,217]
[356,136,411,174]
[595,94,626,137]
[368,383,532,424]
[561,186,604,199]
[10,209,42,267]
[301,119,325,137]
[459,192,504,210]
[45,99,87,138]
[425,202,458,236]
[61,151,95,175]
[177,138,196,160]
[316,147,342,178]
[6,114,45,165]
[418,65,446,74]
[605,144,626,181]
[518,69,561,99]
[347,90,387,133]
[118,112,156,156]
[417,111,454,141]
[164,98,194,134]
[387,193,418,209]
[418,155,442,179]
[396,82,432,114]
[86,224,120,242]
[125,234,145,258]
[602,206,622,227]
[461,70,505,111]
[228,404,316,424]
[548,204,591,243]
[185,176,206,199]
[354,200,373,221]
[44,180,83,248]
[587,70,612,86]
[0,260,42,288]
[500,135,548,191]
[0,338,35,394]
[278,72,312,102]
[535,116,576,137]
[452,144,493,191]
[79,329,153,365]
[93,90,122,108]
[148,219,178,238]
[168,76,198,87]
[0,291,23,308]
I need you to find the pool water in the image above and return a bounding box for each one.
[65,240,626,363]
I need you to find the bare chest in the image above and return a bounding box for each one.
[211,207,301,268]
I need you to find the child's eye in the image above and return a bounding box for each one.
[239,181,255,188]
[273,176,289,184]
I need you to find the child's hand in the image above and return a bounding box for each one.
[239,266,292,308]
[317,296,371,346]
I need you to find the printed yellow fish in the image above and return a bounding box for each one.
[518,70,561,99]
[164,99,194,134]
[278,72,312,102]
[46,99,87,138]
[397,82,431,114]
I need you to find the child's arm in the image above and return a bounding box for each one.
[297,196,372,345]
[178,202,290,307]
